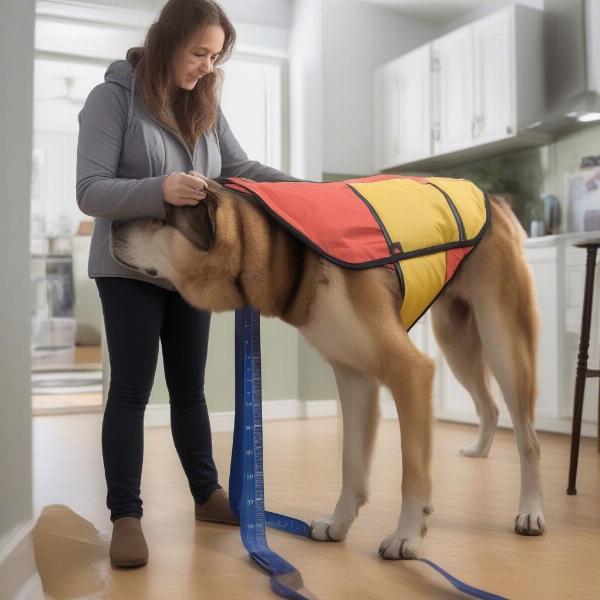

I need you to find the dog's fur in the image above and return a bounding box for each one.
[110,178,545,559]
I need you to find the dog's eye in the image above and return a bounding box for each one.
[152,219,165,228]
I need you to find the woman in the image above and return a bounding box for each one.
[76,0,299,568]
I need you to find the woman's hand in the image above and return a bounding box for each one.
[163,171,208,206]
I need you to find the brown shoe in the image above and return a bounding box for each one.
[110,516,148,568]
[195,488,240,525]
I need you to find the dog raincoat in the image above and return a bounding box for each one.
[223,175,490,330]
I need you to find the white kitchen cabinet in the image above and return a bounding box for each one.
[471,7,515,145]
[428,9,515,154]
[373,45,432,170]
[394,45,432,166]
[526,243,560,419]
[432,5,543,158]
[374,4,546,172]
[432,24,474,155]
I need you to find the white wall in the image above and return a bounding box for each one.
[321,0,437,174]
[0,0,36,597]
[289,0,323,180]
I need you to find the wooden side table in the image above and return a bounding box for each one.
[567,239,600,495]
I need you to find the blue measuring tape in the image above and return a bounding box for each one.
[229,306,510,600]
[229,307,316,600]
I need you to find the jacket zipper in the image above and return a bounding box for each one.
[143,107,196,168]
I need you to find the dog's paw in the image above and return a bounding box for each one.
[460,445,489,458]
[515,512,545,536]
[378,532,421,560]
[309,517,349,542]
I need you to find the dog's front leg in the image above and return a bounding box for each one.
[310,362,380,542]
[379,349,435,560]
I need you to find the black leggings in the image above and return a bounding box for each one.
[96,277,221,522]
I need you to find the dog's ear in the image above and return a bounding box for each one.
[166,191,218,252]
[187,191,217,251]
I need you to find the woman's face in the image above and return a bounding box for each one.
[172,24,225,91]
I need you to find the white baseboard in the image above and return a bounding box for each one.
[145,398,340,432]
[379,387,596,439]
[435,408,598,438]
[303,399,339,419]
[0,519,44,600]
[143,394,596,438]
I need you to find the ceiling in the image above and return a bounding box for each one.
[357,0,516,23]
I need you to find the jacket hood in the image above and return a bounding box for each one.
[104,60,134,91]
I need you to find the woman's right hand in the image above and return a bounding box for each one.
[163,171,208,206]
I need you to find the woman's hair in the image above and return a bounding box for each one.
[126,0,236,153]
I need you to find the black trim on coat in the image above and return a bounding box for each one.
[404,192,492,331]
[427,181,467,242]
[346,184,405,297]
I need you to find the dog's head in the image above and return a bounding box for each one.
[109,178,224,282]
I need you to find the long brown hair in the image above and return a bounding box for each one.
[126,0,236,153]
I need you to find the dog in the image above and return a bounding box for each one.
[110,176,545,560]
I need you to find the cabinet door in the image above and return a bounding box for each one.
[433,25,474,155]
[472,7,515,144]
[395,44,432,164]
[526,245,560,419]
[373,59,402,171]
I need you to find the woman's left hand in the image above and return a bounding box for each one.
[187,171,209,188]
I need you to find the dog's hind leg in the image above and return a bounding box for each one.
[472,297,545,536]
[310,362,380,542]
[378,335,435,560]
[430,296,498,457]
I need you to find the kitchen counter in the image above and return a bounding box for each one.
[524,230,600,248]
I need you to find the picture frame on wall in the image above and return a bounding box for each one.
[565,165,600,233]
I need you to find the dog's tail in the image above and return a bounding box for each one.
[488,194,527,244]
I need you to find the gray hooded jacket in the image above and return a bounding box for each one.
[76,59,298,290]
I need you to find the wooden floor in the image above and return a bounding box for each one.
[32,414,600,599]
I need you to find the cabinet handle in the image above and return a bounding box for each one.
[506,125,514,135]
[472,115,483,138]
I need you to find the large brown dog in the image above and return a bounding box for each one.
[110,177,545,559]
